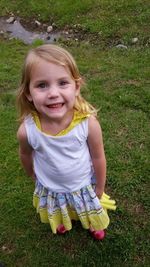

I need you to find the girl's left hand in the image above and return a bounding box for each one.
[95,186,104,199]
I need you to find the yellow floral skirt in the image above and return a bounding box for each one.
[33,180,116,234]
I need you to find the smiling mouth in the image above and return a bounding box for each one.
[46,103,64,108]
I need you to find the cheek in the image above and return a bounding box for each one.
[67,95,77,107]
[29,90,44,103]
[66,88,77,99]
[33,96,43,104]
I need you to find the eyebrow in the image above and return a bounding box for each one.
[58,76,70,80]
[33,80,47,84]
[34,76,70,82]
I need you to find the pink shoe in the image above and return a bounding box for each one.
[57,224,67,234]
[90,229,105,240]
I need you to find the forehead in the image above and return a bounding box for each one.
[30,58,72,79]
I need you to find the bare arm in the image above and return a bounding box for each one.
[87,116,106,198]
[17,123,35,179]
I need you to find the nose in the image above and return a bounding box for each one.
[47,85,59,98]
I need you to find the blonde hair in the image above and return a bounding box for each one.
[17,44,97,122]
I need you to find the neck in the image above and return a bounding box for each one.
[39,111,74,135]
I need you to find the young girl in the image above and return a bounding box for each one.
[17,44,116,240]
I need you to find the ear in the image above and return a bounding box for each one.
[25,93,33,102]
[75,81,81,96]
[25,86,33,102]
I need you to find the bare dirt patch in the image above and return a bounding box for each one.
[0,16,122,46]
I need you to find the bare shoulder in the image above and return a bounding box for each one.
[88,115,102,136]
[17,122,27,141]
[17,122,33,152]
[87,115,105,156]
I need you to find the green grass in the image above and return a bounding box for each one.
[0,39,149,267]
[0,1,150,266]
[0,0,149,45]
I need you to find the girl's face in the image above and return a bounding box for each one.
[27,58,80,122]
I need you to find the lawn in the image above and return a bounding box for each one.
[0,1,150,266]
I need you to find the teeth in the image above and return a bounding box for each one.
[47,103,62,108]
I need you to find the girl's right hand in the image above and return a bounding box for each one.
[32,172,37,180]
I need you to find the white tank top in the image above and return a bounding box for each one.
[24,115,94,192]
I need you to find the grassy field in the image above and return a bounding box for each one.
[0,0,149,46]
[0,1,150,267]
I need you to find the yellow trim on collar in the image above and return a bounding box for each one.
[32,110,89,136]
